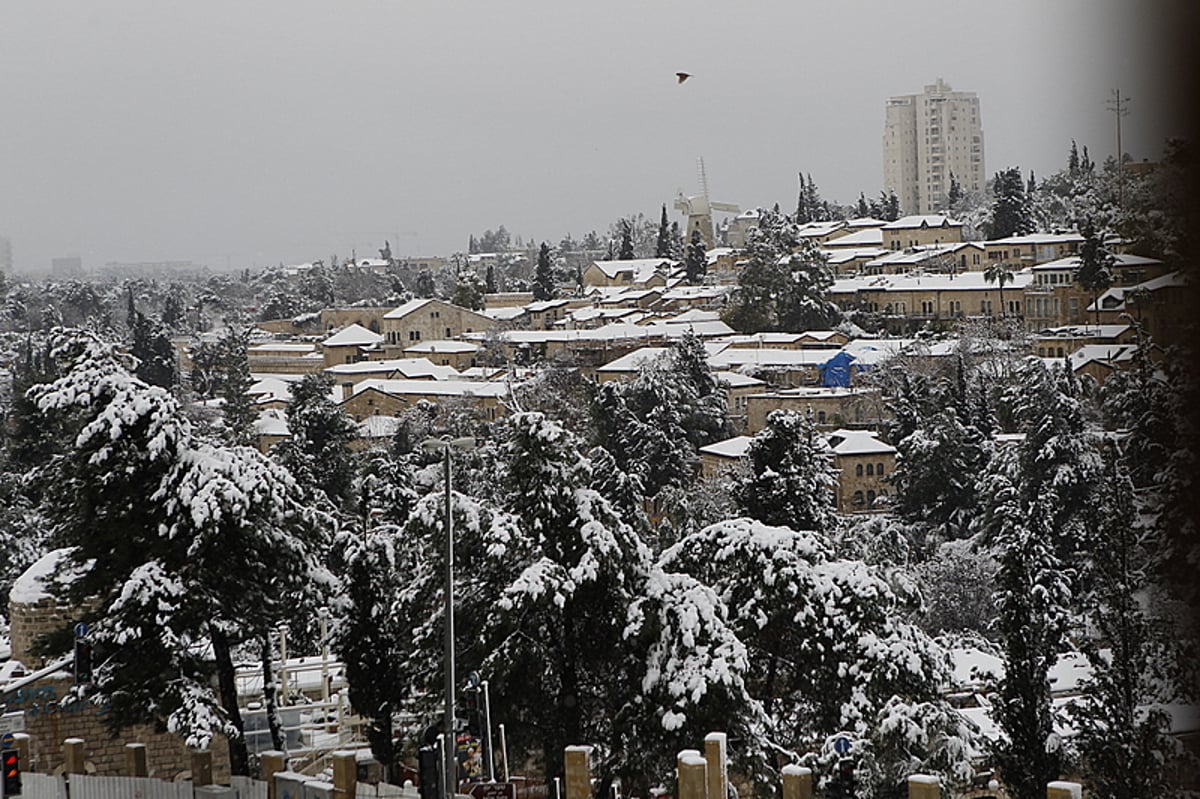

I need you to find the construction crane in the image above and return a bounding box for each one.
[674,158,739,249]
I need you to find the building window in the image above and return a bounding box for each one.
[866,463,875,476]
[867,490,876,505]
[856,464,864,477]
[877,462,884,476]
[853,491,864,506]
[817,410,827,424]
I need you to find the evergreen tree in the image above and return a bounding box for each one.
[1070,449,1178,798]
[1075,218,1114,327]
[655,204,671,258]
[1068,140,1081,175]
[28,330,331,776]
[685,229,706,284]
[856,193,870,218]
[732,409,837,535]
[485,262,497,294]
[881,190,901,222]
[532,242,557,301]
[618,219,635,260]
[989,166,1033,239]
[668,221,684,261]
[987,482,1072,799]
[724,208,839,333]
[947,173,963,209]
[892,407,989,535]
[273,371,359,510]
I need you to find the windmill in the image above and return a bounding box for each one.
[674,158,740,249]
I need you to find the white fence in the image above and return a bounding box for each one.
[18,772,271,798]
[355,783,416,798]
[20,772,66,799]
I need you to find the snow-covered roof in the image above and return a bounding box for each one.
[248,342,319,353]
[717,332,807,347]
[881,214,963,230]
[1091,270,1186,311]
[844,217,887,229]
[795,220,846,239]
[1060,344,1140,370]
[699,435,753,459]
[1031,252,1162,271]
[254,408,290,437]
[831,269,1034,294]
[403,340,479,355]
[325,357,459,380]
[714,370,766,389]
[825,429,894,456]
[248,375,298,402]
[588,258,675,281]
[321,323,384,348]
[663,309,721,324]
[1035,324,1130,340]
[479,306,527,322]
[985,231,1084,246]
[825,226,886,248]
[597,343,730,374]
[383,298,435,319]
[708,347,842,370]
[10,548,75,604]
[351,379,509,399]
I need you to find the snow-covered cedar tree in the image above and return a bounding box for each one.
[272,370,360,510]
[661,518,967,790]
[189,325,255,446]
[911,538,998,638]
[732,409,837,536]
[723,208,839,334]
[991,356,1102,562]
[396,412,657,786]
[331,524,409,783]
[1098,343,1171,489]
[28,329,333,776]
[591,333,730,498]
[983,468,1072,799]
[685,229,706,284]
[987,166,1033,240]
[1069,448,1184,797]
[129,307,178,389]
[532,242,557,301]
[891,407,990,537]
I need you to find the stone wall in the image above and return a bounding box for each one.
[11,676,231,779]
[9,597,72,670]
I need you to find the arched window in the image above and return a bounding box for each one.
[867,489,876,505]
[818,410,827,424]
[853,491,864,506]
[855,464,864,477]
[866,463,875,476]
[876,462,885,476]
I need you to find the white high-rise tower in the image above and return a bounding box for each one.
[883,78,984,215]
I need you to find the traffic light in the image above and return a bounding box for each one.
[74,639,92,685]
[3,748,21,796]
[417,744,440,799]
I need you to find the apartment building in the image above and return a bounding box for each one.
[884,78,985,215]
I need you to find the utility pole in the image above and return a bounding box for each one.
[1107,89,1131,210]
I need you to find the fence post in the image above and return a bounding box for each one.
[332,750,358,799]
[564,746,592,799]
[678,752,708,799]
[1047,781,1083,799]
[907,774,940,799]
[191,749,214,786]
[704,733,727,799]
[125,742,148,777]
[13,734,31,777]
[781,765,812,799]
[63,738,85,775]
[261,750,286,799]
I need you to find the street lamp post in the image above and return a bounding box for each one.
[423,436,475,799]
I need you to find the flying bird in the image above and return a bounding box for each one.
[676,72,692,84]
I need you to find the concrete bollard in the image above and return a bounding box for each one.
[332,750,357,799]
[704,733,728,799]
[678,752,708,799]
[565,746,593,799]
[63,738,86,775]
[907,774,940,799]
[1047,781,1083,799]
[261,750,286,799]
[191,748,214,786]
[125,742,149,777]
[780,765,812,799]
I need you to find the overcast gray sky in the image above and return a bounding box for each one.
[0,0,1187,273]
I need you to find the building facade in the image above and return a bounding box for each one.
[884,79,984,215]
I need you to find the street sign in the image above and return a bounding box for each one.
[833,736,851,755]
[73,622,88,638]
[469,783,516,799]
[0,733,12,749]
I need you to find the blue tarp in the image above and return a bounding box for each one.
[820,351,856,387]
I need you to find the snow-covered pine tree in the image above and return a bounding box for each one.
[532,242,557,301]
[655,204,671,258]
[1069,448,1180,797]
[661,517,964,793]
[732,409,837,535]
[273,371,360,510]
[988,166,1033,239]
[618,219,636,260]
[985,473,1072,799]
[29,329,332,775]
[685,229,706,285]
[891,408,989,535]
